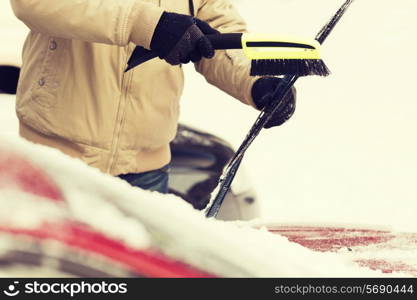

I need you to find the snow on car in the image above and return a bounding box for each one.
[0,136,401,277]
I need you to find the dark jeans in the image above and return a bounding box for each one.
[118,165,170,194]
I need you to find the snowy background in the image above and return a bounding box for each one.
[1,0,417,232]
[181,0,417,231]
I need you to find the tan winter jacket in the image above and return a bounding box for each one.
[11,0,257,175]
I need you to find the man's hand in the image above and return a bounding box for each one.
[150,12,219,65]
[251,77,297,129]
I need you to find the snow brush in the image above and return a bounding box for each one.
[205,0,356,218]
[125,33,330,77]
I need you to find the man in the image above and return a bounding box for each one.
[10,0,296,195]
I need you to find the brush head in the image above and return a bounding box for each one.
[250,59,331,77]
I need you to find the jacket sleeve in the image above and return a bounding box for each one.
[194,0,257,107]
[9,0,164,48]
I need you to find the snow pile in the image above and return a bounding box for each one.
[0,189,66,229]
[0,143,151,250]
[0,135,398,277]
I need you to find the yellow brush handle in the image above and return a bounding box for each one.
[241,33,321,60]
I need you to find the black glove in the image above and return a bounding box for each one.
[150,12,219,65]
[251,77,297,129]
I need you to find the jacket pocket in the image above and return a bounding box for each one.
[30,37,63,109]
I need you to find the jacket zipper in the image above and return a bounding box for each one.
[108,0,162,174]
[107,64,133,174]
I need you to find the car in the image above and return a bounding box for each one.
[1,142,416,278]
